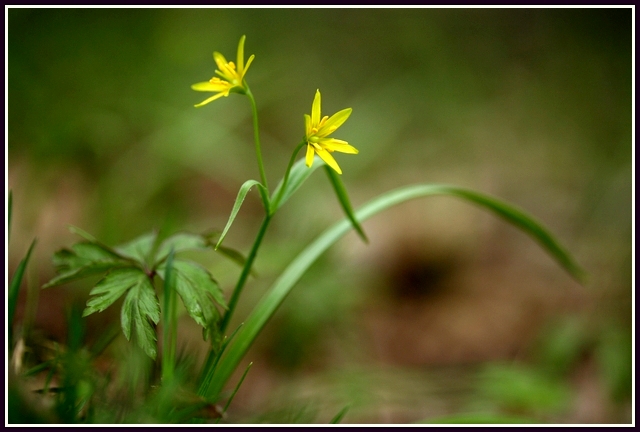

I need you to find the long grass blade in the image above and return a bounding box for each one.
[9,239,37,347]
[203,184,585,399]
[215,362,253,423]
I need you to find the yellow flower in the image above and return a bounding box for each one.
[191,35,255,107]
[304,90,358,175]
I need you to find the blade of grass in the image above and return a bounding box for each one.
[9,239,36,349]
[198,324,244,399]
[330,405,350,424]
[215,362,253,423]
[202,184,585,399]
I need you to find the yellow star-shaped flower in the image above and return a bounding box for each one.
[191,35,255,107]
[305,90,358,175]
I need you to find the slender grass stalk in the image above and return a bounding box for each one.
[244,86,269,207]
[198,324,243,397]
[215,362,253,423]
[161,250,177,383]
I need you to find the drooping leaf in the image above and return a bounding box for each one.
[270,156,324,213]
[216,179,267,249]
[43,242,130,288]
[203,184,585,399]
[324,165,368,242]
[156,232,210,263]
[83,267,148,317]
[115,231,158,265]
[120,270,161,359]
[157,259,226,330]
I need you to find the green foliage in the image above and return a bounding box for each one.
[45,228,227,359]
[157,259,226,329]
[44,242,130,288]
[120,273,161,359]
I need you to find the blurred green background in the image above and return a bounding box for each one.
[8,8,631,423]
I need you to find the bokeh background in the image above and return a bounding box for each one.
[8,8,632,423]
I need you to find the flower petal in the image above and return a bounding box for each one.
[315,147,342,175]
[311,90,321,127]
[191,80,232,92]
[242,54,255,78]
[319,138,359,154]
[317,108,352,137]
[194,92,229,108]
[237,35,246,73]
[214,52,235,80]
[305,144,315,167]
[304,114,312,137]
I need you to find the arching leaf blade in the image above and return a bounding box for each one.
[203,184,585,399]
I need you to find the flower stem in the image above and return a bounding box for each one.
[245,86,269,207]
[219,215,271,334]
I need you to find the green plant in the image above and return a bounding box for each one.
[13,35,585,424]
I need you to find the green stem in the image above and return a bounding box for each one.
[161,250,177,383]
[245,86,269,206]
[270,140,306,215]
[219,215,271,334]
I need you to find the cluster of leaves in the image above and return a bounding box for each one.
[43,228,234,359]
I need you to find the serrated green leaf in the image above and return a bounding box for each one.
[156,232,210,264]
[158,260,226,330]
[270,156,324,214]
[216,180,267,249]
[116,231,158,265]
[324,165,367,243]
[43,242,130,288]
[120,271,160,359]
[83,267,148,316]
[203,184,585,399]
